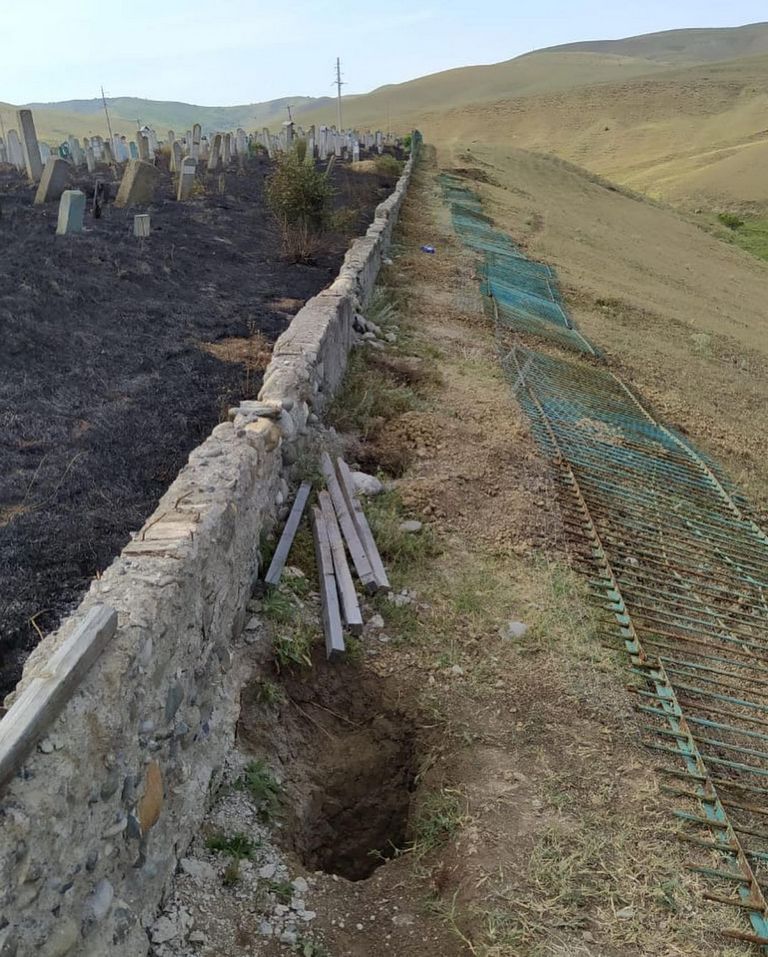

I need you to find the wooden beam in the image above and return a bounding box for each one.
[0,604,118,791]
[319,452,376,593]
[336,457,391,592]
[318,490,363,635]
[264,481,312,586]
[311,507,345,660]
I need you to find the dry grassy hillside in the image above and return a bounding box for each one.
[439,146,768,507]
[424,55,768,210]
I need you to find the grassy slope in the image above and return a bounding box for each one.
[438,144,768,508]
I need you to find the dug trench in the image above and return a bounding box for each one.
[151,152,749,957]
[238,649,418,885]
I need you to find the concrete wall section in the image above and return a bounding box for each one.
[0,143,416,957]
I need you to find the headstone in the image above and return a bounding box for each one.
[136,135,150,162]
[102,141,114,165]
[133,214,151,238]
[191,124,201,160]
[56,190,86,235]
[222,133,232,165]
[177,157,196,200]
[235,128,247,155]
[208,133,222,172]
[262,127,272,159]
[200,138,209,161]
[68,136,84,167]
[0,138,7,164]
[16,109,43,181]
[352,141,360,162]
[85,147,96,173]
[170,141,183,173]
[39,143,51,163]
[147,129,158,152]
[129,141,139,160]
[6,129,24,170]
[34,157,72,205]
[167,130,175,145]
[114,159,160,207]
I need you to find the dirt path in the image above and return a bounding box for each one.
[148,151,746,957]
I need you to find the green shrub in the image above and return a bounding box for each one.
[235,760,282,821]
[375,154,402,178]
[718,211,744,230]
[266,147,333,261]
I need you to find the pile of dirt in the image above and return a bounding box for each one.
[0,155,398,698]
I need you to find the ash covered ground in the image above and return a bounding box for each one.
[0,153,396,697]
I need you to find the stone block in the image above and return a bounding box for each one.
[133,214,151,238]
[34,157,71,205]
[16,109,43,182]
[176,157,196,201]
[114,160,160,208]
[56,190,86,235]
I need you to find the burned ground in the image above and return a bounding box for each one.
[0,154,397,698]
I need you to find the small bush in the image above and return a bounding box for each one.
[235,760,282,821]
[411,788,467,858]
[205,832,257,859]
[375,154,403,178]
[718,211,744,230]
[266,147,333,262]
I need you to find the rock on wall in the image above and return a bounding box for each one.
[0,143,417,957]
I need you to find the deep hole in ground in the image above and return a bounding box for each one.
[238,648,417,881]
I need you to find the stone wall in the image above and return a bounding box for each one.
[0,144,417,957]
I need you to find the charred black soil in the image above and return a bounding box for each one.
[0,154,398,698]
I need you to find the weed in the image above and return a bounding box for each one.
[411,788,468,858]
[261,587,298,624]
[297,939,331,957]
[717,211,744,230]
[264,878,293,903]
[273,621,313,670]
[375,154,403,178]
[222,860,241,886]
[205,832,257,859]
[254,677,285,708]
[235,760,282,821]
[365,490,440,574]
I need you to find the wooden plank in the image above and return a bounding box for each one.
[336,457,391,592]
[0,604,118,791]
[318,490,363,635]
[319,452,377,593]
[264,481,312,586]
[310,507,345,661]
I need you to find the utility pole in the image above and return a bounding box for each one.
[100,85,115,145]
[334,57,344,131]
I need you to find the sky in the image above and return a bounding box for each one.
[1,1,767,106]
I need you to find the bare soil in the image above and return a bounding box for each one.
[0,155,398,698]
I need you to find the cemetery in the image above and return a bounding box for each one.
[0,112,404,698]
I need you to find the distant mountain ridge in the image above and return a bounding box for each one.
[539,21,768,64]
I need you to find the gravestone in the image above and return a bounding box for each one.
[6,130,24,169]
[34,157,72,205]
[352,141,360,162]
[168,130,175,145]
[208,134,222,172]
[191,123,201,160]
[16,110,43,181]
[0,138,7,164]
[39,143,51,163]
[115,159,160,207]
[134,214,151,237]
[68,136,84,167]
[56,190,86,235]
[136,135,150,161]
[222,133,232,165]
[102,141,114,165]
[262,127,272,159]
[282,121,294,149]
[177,157,196,200]
[170,141,183,173]
[129,141,139,160]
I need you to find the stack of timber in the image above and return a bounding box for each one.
[263,454,391,660]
